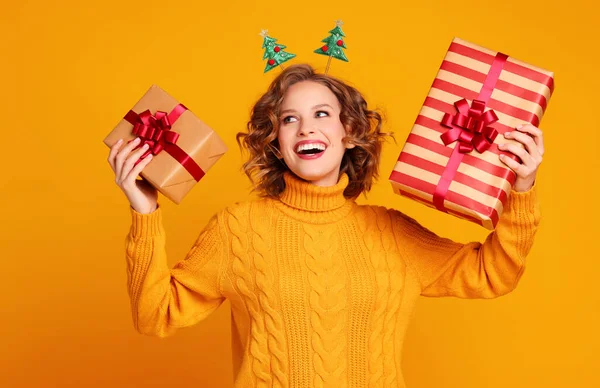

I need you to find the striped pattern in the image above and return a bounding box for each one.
[390,37,554,230]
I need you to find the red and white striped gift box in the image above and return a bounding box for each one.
[389,37,554,230]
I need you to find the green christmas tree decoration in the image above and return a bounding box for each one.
[260,29,296,73]
[314,20,348,73]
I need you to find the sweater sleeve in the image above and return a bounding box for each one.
[124,203,226,337]
[391,182,541,298]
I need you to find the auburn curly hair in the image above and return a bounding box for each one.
[236,63,393,199]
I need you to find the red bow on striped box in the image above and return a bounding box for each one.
[440,98,499,154]
[389,37,554,230]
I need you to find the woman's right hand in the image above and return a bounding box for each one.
[108,137,158,214]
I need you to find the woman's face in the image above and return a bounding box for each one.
[276,80,354,187]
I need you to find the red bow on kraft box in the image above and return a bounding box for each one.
[103,85,228,204]
[389,37,554,230]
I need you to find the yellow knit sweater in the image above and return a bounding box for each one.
[125,171,540,388]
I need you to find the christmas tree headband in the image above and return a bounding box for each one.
[260,19,348,74]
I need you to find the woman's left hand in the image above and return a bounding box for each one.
[497,124,544,192]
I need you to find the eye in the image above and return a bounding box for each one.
[282,115,297,124]
[316,110,329,118]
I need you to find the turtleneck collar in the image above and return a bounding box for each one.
[272,171,355,224]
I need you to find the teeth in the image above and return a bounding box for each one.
[296,143,326,152]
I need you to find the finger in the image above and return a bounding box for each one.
[115,137,141,182]
[107,138,124,171]
[503,130,542,162]
[120,143,150,183]
[124,153,153,187]
[515,124,544,156]
[499,153,525,176]
[497,143,535,173]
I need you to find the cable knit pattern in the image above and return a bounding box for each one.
[126,238,153,331]
[276,217,312,387]
[227,205,272,386]
[379,207,404,387]
[355,207,387,387]
[125,172,541,387]
[249,204,289,387]
[303,223,348,387]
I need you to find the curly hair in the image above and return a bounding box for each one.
[236,63,393,199]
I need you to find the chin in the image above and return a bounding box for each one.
[287,166,337,183]
[283,151,344,183]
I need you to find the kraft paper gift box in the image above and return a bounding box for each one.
[103,85,228,204]
[389,37,554,230]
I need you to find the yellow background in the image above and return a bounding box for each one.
[2,0,598,386]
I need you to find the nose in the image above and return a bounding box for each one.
[298,122,315,136]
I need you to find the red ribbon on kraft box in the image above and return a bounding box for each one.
[124,104,205,182]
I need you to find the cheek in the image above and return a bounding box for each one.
[325,127,348,149]
[277,131,292,151]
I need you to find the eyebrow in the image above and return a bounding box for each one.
[279,104,334,115]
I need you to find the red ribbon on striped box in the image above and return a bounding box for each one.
[389,37,554,230]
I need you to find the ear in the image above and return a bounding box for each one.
[344,125,356,149]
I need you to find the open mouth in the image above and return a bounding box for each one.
[295,142,327,156]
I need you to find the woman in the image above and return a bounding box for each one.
[107,64,543,387]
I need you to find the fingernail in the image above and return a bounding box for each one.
[504,131,511,136]
[517,124,524,129]
[142,143,149,149]
[117,138,123,144]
